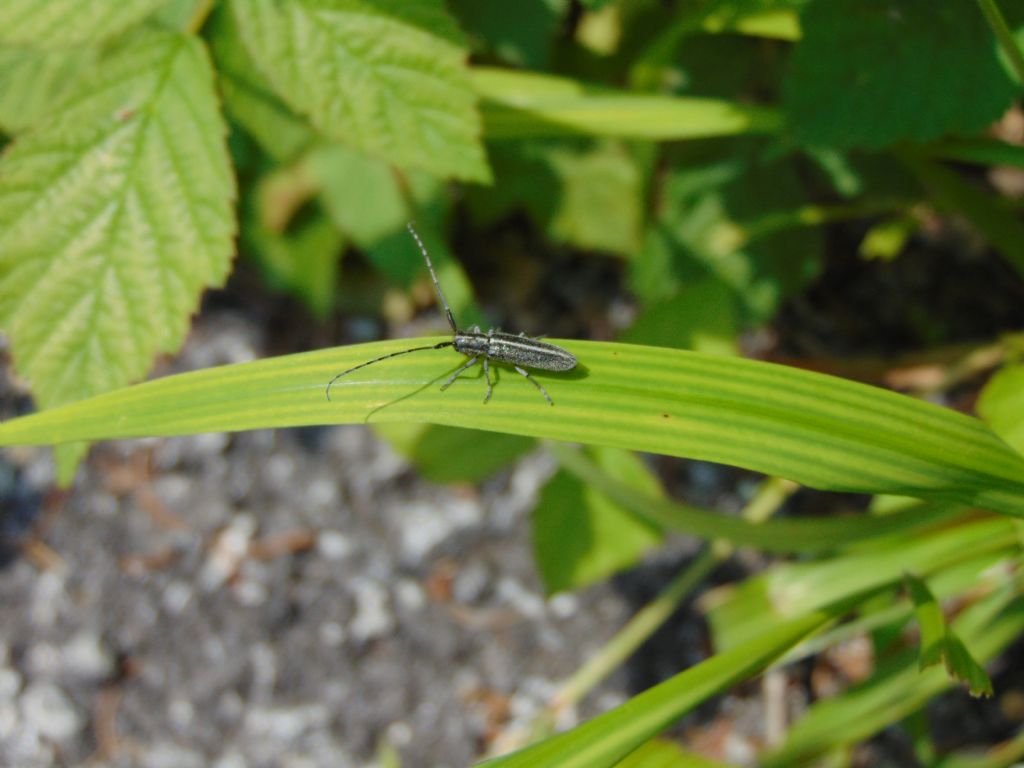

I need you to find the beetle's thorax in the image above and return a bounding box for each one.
[453,330,491,357]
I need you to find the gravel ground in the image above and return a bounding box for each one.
[0,310,713,768]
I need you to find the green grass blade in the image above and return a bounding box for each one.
[1,340,1023,515]
[477,601,848,767]
[472,68,782,139]
[551,443,964,553]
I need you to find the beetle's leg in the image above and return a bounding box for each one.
[482,357,492,403]
[514,365,553,406]
[441,355,478,391]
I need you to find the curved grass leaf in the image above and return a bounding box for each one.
[551,443,966,554]
[0,341,1022,516]
[0,29,236,475]
[472,68,782,140]
[0,0,169,48]
[232,0,490,182]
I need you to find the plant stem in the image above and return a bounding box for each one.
[547,472,799,716]
[977,0,1024,85]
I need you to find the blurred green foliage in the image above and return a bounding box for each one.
[1,0,1024,765]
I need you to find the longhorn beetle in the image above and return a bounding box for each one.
[326,223,577,405]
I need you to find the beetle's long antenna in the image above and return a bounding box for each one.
[406,222,457,334]
[325,341,454,401]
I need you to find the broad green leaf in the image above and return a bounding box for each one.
[0,0,170,48]
[978,365,1024,456]
[232,0,490,182]
[629,148,822,324]
[0,29,235,459]
[0,46,96,134]
[783,0,1016,150]
[468,140,643,257]
[534,446,662,594]
[622,278,738,355]
[309,143,409,249]
[1,342,1024,516]
[152,0,208,30]
[478,600,846,767]
[243,201,343,319]
[473,68,783,140]
[208,5,315,162]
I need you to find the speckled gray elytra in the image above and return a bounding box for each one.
[326,223,577,405]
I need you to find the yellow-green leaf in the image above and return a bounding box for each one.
[0,341,1023,516]
[0,0,170,48]
[232,0,490,182]
[0,29,236,428]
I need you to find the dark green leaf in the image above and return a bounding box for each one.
[534,447,662,594]
[784,0,1016,149]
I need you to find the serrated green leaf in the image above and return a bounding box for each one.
[534,446,662,594]
[978,365,1024,456]
[784,0,1016,150]
[939,632,995,698]
[1,341,1024,516]
[0,29,235,436]
[0,46,96,134]
[232,0,490,182]
[0,0,170,48]
[207,5,315,162]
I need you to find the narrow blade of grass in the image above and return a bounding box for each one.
[1,340,1023,515]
